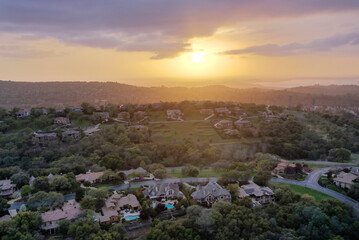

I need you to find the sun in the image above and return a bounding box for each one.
[189,52,207,63]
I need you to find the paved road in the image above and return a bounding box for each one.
[291,160,359,166]
[271,168,359,213]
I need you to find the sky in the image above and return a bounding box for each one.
[1,0,359,88]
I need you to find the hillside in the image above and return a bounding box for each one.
[1,80,359,108]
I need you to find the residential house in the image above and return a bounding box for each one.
[54,117,70,126]
[215,107,231,116]
[0,179,16,197]
[76,171,105,184]
[214,120,233,129]
[99,193,141,225]
[199,109,214,116]
[167,109,183,121]
[234,120,251,129]
[273,160,297,175]
[15,109,30,118]
[41,200,81,233]
[334,171,359,189]
[33,132,58,145]
[191,182,231,207]
[70,107,83,112]
[143,183,184,200]
[350,167,359,176]
[238,182,275,205]
[62,129,81,141]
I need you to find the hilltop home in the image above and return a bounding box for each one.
[54,117,70,126]
[273,160,297,175]
[238,182,275,205]
[41,200,81,233]
[143,183,184,200]
[191,182,231,207]
[166,109,183,120]
[76,171,105,184]
[62,129,81,141]
[214,120,233,129]
[15,109,30,118]
[215,107,231,116]
[0,179,16,197]
[99,193,141,225]
[234,120,251,129]
[33,132,58,145]
[334,171,359,189]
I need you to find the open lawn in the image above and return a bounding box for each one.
[167,168,225,178]
[150,121,241,144]
[271,182,334,202]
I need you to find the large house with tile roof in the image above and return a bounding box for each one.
[143,183,184,200]
[191,182,231,207]
[238,182,275,205]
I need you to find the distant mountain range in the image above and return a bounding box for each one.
[1,80,359,108]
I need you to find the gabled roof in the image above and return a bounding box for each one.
[143,183,183,199]
[191,182,230,200]
[238,182,274,198]
[334,171,358,185]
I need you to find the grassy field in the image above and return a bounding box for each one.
[271,182,334,202]
[150,121,241,143]
[167,168,225,178]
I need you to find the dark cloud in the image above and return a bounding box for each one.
[221,32,359,56]
[0,0,359,59]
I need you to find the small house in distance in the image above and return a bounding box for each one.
[333,171,359,190]
[41,200,81,234]
[191,182,231,207]
[166,109,183,121]
[238,182,275,205]
[215,107,231,116]
[0,179,16,197]
[62,129,81,141]
[234,120,251,129]
[54,117,70,126]
[143,183,184,200]
[99,193,141,225]
[33,132,58,145]
[76,171,105,184]
[15,109,30,118]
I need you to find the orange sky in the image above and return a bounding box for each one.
[1,1,359,88]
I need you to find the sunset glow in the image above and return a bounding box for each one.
[0,1,359,87]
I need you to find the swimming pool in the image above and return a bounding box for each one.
[124,215,139,221]
[165,204,174,209]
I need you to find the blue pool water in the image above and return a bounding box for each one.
[165,204,174,209]
[125,215,139,221]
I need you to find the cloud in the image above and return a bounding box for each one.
[221,32,359,56]
[0,0,359,59]
[0,45,52,59]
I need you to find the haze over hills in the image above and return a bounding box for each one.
[1,80,359,108]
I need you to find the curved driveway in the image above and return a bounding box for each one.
[271,168,359,213]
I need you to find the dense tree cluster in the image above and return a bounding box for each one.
[147,187,359,240]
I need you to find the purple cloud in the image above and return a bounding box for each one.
[221,32,359,56]
[0,0,359,59]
